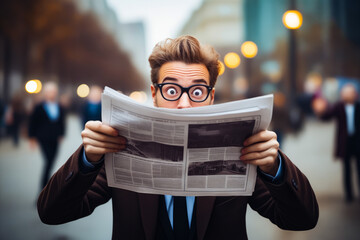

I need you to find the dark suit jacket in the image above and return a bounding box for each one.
[320,102,360,159]
[38,146,318,240]
[28,102,65,141]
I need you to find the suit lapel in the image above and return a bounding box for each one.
[196,197,216,240]
[138,194,216,240]
[138,194,160,240]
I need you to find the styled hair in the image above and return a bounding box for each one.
[148,35,220,87]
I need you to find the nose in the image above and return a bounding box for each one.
[177,92,192,109]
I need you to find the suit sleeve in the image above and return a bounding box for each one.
[37,145,111,224]
[320,102,341,121]
[248,150,319,230]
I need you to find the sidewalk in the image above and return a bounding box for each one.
[0,115,359,239]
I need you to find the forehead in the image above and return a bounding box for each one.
[342,85,356,94]
[158,61,210,84]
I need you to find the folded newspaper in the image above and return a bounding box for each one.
[102,86,273,196]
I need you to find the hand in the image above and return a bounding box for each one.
[312,97,327,116]
[81,121,126,163]
[240,130,280,176]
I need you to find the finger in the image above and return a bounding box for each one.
[244,130,276,146]
[241,154,273,164]
[85,121,119,137]
[241,138,279,155]
[83,137,126,150]
[81,128,126,145]
[240,147,278,161]
[84,145,121,156]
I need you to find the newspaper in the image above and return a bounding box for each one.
[102,86,273,196]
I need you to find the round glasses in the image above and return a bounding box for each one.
[154,83,213,102]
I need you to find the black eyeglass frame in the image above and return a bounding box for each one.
[153,82,213,102]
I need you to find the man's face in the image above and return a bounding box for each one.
[341,84,358,104]
[44,85,58,103]
[151,61,215,109]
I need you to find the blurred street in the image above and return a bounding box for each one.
[1,115,359,239]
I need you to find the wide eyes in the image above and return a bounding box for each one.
[155,82,212,102]
[166,87,178,96]
[192,88,204,97]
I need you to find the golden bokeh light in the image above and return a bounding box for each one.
[241,41,258,58]
[224,52,241,69]
[25,79,42,94]
[282,10,303,29]
[130,91,147,103]
[274,92,287,108]
[218,61,225,76]
[77,84,90,98]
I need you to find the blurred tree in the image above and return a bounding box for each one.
[0,0,145,103]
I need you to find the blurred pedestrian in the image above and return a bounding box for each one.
[313,83,360,202]
[5,92,25,147]
[0,98,6,139]
[82,85,102,126]
[28,82,66,189]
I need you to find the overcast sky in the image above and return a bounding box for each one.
[107,0,203,55]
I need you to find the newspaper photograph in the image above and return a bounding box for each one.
[102,86,273,196]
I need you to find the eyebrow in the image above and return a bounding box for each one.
[162,77,208,85]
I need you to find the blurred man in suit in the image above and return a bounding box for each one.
[313,83,360,202]
[29,82,65,189]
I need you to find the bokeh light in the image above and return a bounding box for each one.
[130,91,147,103]
[218,61,225,76]
[241,41,258,58]
[282,10,303,29]
[25,79,42,94]
[77,84,90,98]
[233,77,249,94]
[224,52,241,69]
[273,92,287,108]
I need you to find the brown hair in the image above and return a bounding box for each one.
[148,35,220,87]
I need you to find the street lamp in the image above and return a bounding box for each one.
[283,2,303,132]
[241,41,258,95]
[223,52,241,100]
[282,8,302,105]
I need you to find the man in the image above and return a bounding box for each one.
[38,36,318,239]
[313,83,360,202]
[29,82,65,189]
[81,85,102,126]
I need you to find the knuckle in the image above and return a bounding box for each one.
[272,131,277,139]
[81,130,87,138]
[259,131,266,138]
[271,148,278,156]
[85,121,92,128]
[265,156,273,164]
[87,145,95,153]
[82,138,90,145]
